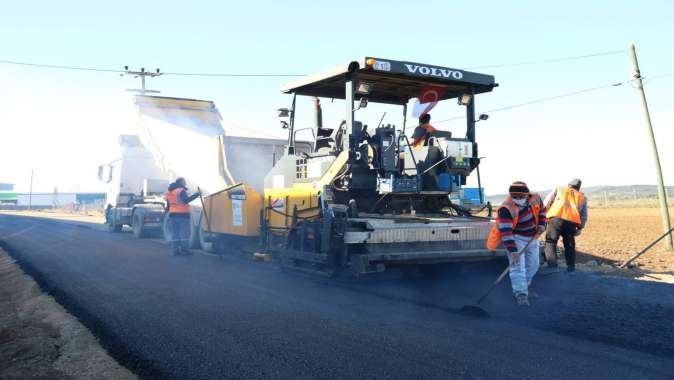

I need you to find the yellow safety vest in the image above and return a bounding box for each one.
[547,187,585,224]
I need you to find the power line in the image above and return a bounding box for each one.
[162,72,304,77]
[0,49,628,77]
[434,81,627,125]
[0,59,305,77]
[647,74,674,79]
[0,59,124,73]
[464,50,625,70]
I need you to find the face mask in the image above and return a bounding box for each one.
[512,197,528,207]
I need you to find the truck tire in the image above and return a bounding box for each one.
[189,214,201,249]
[107,212,122,233]
[132,212,149,238]
[198,214,216,253]
[162,214,172,243]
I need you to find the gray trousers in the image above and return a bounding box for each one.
[507,235,540,296]
[169,213,190,253]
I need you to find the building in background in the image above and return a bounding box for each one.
[0,183,17,205]
[0,190,105,211]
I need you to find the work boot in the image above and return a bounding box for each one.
[515,293,530,306]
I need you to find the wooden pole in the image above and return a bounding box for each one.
[630,43,673,250]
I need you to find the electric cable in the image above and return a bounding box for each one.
[434,81,628,125]
[0,59,124,73]
[0,49,630,77]
[0,59,304,77]
[464,50,625,70]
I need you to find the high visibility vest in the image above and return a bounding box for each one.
[166,188,190,214]
[547,187,585,224]
[486,194,543,251]
[411,123,437,147]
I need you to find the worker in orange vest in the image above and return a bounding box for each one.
[486,181,547,306]
[410,113,437,147]
[166,177,200,256]
[543,178,588,272]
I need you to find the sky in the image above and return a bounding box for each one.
[1,0,673,195]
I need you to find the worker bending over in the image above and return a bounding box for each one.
[166,177,200,256]
[488,181,546,306]
[410,113,437,147]
[544,178,588,272]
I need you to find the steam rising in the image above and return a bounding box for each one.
[135,99,228,195]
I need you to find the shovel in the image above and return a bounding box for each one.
[458,234,539,317]
[197,187,212,238]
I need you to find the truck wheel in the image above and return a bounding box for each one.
[189,214,201,249]
[198,214,216,253]
[162,214,172,243]
[132,212,148,238]
[107,213,122,233]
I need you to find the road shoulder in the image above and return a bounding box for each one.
[0,248,136,380]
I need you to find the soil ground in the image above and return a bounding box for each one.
[0,249,135,380]
[576,207,674,274]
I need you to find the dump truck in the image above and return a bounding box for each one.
[199,57,506,275]
[100,95,291,247]
[99,133,170,237]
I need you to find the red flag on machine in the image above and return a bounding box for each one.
[412,85,447,118]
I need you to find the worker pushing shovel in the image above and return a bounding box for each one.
[485,181,547,306]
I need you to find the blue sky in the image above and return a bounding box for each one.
[1,0,673,194]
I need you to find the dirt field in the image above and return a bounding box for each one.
[576,207,674,273]
[0,249,135,380]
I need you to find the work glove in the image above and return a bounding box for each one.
[575,228,582,237]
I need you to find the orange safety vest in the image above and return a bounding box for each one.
[166,188,190,214]
[547,187,585,224]
[411,123,437,147]
[486,194,543,251]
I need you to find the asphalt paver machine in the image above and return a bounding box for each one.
[261,57,504,275]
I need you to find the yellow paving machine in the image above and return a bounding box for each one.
[201,57,505,275]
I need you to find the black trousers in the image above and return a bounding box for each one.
[545,217,579,267]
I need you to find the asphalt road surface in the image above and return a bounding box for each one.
[1,214,673,379]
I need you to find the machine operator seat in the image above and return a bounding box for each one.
[315,120,347,153]
[314,125,335,152]
[421,146,445,190]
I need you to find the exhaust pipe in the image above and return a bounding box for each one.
[313,97,323,131]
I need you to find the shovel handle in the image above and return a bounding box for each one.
[197,187,212,234]
[476,235,539,305]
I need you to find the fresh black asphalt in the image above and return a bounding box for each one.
[1,214,673,379]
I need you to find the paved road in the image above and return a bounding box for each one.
[1,214,673,379]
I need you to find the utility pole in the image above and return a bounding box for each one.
[122,66,162,95]
[28,169,33,211]
[630,43,673,250]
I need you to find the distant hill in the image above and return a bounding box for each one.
[486,185,674,205]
